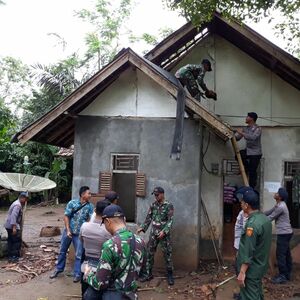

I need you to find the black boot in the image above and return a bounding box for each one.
[167,270,174,285]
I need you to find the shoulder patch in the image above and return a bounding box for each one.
[246,227,254,237]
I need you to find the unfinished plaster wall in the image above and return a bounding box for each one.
[170,34,300,257]
[73,117,201,270]
[80,68,179,118]
[200,126,300,256]
[171,34,300,127]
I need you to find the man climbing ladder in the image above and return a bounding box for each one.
[175,59,217,102]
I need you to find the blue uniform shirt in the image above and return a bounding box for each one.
[64,199,94,234]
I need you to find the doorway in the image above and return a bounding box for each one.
[284,161,300,229]
[285,180,300,228]
[112,173,136,222]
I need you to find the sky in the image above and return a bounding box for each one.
[0,0,291,65]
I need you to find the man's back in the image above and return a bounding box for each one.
[80,220,111,259]
[86,228,146,293]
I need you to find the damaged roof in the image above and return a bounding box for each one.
[13,48,233,147]
[13,12,300,147]
[145,12,300,90]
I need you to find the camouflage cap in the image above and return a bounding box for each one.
[102,204,125,219]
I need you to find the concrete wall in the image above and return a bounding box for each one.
[197,126,300,258]
[80,68,179,118]
[170,34,300,257]
[171,34,300,126]
[73,117,201,270]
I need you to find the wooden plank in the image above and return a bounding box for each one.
[145,22,197,63]
[47,120,74,143]
[128,52,233,141]
[54,128,74,145]
[17,52,130,144]
[231,136,249,186]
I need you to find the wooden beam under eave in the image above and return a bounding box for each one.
[214,15,300,75]
[145,22,197,64]
[16,52,130,145]
[47,120,75,143]
[128,54,233,141]
[53,128,74,146]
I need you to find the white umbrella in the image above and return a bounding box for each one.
[0,173,56,192]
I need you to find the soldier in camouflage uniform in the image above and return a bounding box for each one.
[137,187,175,285]
[84,205,146,300]
[175,59,216,101]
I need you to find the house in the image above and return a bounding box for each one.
[13,12,300,270]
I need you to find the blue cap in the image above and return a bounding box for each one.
[278,188,288,201]
[105,191,119,202]
[19,192,29,198]
[243,190,259,209]
[102,204,124,219]
[235,186,253,201]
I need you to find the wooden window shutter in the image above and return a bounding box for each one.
[136,173,146,197]
[99,172,112,193]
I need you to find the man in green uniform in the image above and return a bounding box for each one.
[175,59,217,101]
[237,190,272,300]
[83,205,146,300]
[137,187,174,285]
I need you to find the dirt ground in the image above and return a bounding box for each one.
[0,205,300,300]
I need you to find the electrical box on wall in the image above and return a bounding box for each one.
[223,159,240,176]
[211,163,219,175]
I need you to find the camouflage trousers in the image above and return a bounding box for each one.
[178,72,201,100]
[145,231,173,276]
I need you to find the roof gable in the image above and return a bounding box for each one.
[145,12,300,90]
[13,48,233,147]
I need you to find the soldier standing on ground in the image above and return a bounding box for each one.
[237,190,272,300]
[84,204,146,300]
[264,187,293,284]
[137,187,175,285]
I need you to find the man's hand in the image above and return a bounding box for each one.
[205,90,217,100]
[157,231,165,239]
[83,264,92,280]
[137,228,144,234]
[66,230,72,238]
[12,227,17,235]
[236,128,244,136]
[237,271,246,287]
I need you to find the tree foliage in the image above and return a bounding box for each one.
[164,0,300,55]
[0,56,32,109]
[0,0,177,201]
[76,0,134,73]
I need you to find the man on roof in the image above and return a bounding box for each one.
[175,59,217,102]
